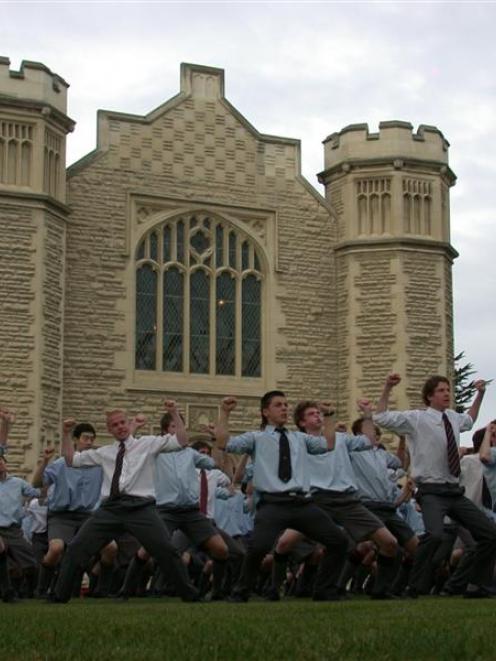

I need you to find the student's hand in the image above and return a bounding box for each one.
[386,373,401,388]
[199,423,216,439]
[357,398,374,416]
[42,447,56,463]
[130,413,147,435]
[473,379,487,393]
[318,401,335,417]
[221,397,237,413]
[62,418,76,435]
[0,408,15,424]
[163,400,179,414]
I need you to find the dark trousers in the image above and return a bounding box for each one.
[233,495,348,599]
[54,496,197,602]
[410,484,496,592]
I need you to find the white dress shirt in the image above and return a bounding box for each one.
[374,407,473,485]
[72,434,181,499]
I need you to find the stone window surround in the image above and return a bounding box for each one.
[125,193,278,396]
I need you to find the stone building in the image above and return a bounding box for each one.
[0,57,457,475]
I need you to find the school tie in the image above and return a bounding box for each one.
[110,441,126,498]
[442,413,460,477]
[482,477,493,510]
[276,427,292,483]
[199,469,208,514]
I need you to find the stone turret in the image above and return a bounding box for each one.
[0,58,74,474]
[319,121,457,420]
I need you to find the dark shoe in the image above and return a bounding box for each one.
[313,590,342,602]
[2,588,18,603]
[463,587,494,599]
[228,593,248,603]
[265,588,281,602]
[404,587,418,599]
[370,592,396,600]
[44,594,67,604]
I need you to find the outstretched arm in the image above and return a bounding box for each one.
[468,380,487,424]
[376,373,401,414]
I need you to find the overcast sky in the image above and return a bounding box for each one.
[2,1,495,440]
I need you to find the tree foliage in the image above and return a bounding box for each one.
[454,351,476,413]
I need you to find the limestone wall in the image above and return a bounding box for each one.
[62,64,336,443]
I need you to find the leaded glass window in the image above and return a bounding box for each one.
[134,213,263,377]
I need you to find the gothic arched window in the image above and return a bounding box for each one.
[135,213,263,378]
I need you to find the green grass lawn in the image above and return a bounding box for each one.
[0,596,494,660]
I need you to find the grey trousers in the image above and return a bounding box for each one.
[410,484,496,592]
[54,496,198,602]
[233,495,348,599]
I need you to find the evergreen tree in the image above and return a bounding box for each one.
[454,351,476,413]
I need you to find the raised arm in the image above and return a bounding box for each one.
[319,401,336,451]
[233,454,250,484]
[61,418,76,466]
[479,423,493,464]
[0,408,15,447]
[129,413,147,437]
[376,373,401,414]
[396,435,409,470]
[163,400,187,446]
[32,446,55,487]
[467,380,487,424]
[214,397,237,450]
[356,398,375,442]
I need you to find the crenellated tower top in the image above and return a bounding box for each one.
[0,57,69,115]
[322,121,454,184]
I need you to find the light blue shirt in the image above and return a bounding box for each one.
[309,433,370,493]
[44,457,103,512]
[226,425,328,493]
[154,447,215,508]
[0,476,40,527]
[350,446,401,504]
[215,492,245,536]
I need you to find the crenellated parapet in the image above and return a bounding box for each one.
[0,56,74,204]
[321,121,454,186]
[0,56,69,114]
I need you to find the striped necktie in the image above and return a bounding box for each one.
[442,413,460,477]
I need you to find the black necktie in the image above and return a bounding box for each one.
[276,427,292,483]
[110,441,126,498]
[482,476,493,510]
[442,413,460,477]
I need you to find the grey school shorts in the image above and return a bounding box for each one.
[47,510,91,544]
[157,506,217,549]
[0,525,37,569]
[312,491,383,542]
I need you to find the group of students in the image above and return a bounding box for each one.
[1,371,496,604]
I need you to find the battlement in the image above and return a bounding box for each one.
[0,56,69,114]
[323,121,450,170]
